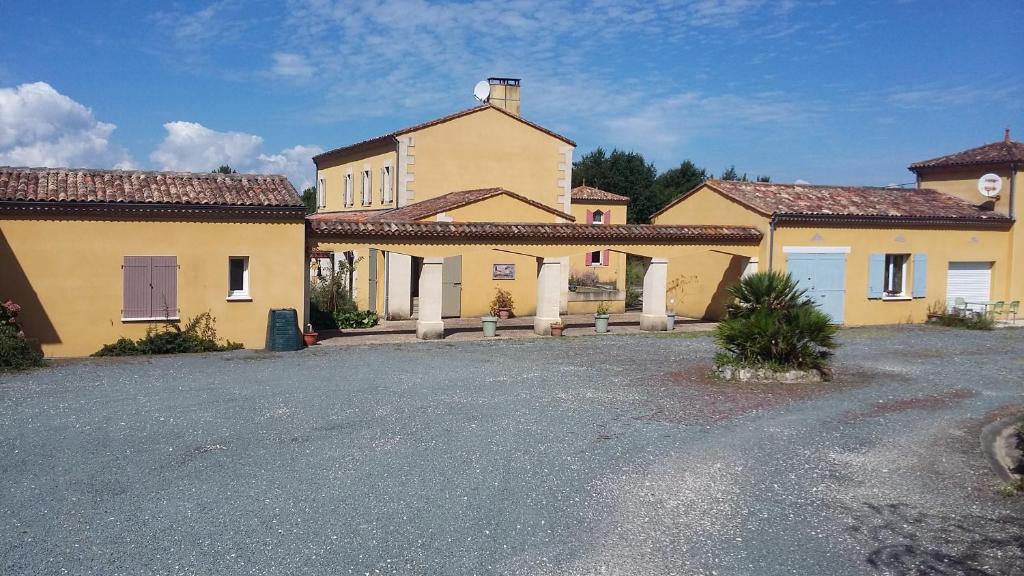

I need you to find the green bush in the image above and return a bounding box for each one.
[94,312,242,356]
[309,301,338,330]
[0,300,45,370]
[334,310,379,329]
[933,311,995,330]
[714,271,837,372]
[0,323,45,370]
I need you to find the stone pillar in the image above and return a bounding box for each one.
[558,255,570,314]
[386,252,412,320]
[534,257,562,335]
[640,257,669,331]
[416,257,445,339]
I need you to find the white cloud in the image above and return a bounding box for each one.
[889,84,1019,110]
[151,121,321,189]
[0,82,134,168]
[256,145,323,190]
[271,53,315,80]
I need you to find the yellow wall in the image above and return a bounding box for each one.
[771,225,1011,325]
[917,167,1014,215]
[316,142,397,213]
[1,215,306,357]
[408,107,569,211]
[437,194,562,223]
[568,202,628,288]
[918,167,1023,307]
[652,183,1015,324]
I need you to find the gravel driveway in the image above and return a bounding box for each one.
[2,326,1023,575]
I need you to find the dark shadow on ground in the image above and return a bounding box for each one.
[843,502,1024,575]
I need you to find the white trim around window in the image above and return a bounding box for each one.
[227,256,251,301]
[883,253,909,299]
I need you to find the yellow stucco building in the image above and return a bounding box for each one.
[652,137,1019,325]
[1,168,307,357]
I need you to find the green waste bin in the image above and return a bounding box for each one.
[265,308,302,351]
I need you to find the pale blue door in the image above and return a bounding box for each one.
[786,253,846,323]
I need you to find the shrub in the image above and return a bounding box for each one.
[932,310,995,330]
[310,301,338,331]
[93,312,242,356]
[334,310,379,329]
[0,300,45,370]
[310,270,358,316]
[569,269,600,288]
[489,288,515,316]
[714,271,837,372]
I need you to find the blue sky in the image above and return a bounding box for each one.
[1,0,1021,190]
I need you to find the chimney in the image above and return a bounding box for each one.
[487,77,521,116]
[1005,127,1012,143]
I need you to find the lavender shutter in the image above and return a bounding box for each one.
[122,256,151,319]
[150,256,178,319]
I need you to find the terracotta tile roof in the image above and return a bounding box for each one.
[571,185,630,203]
[910,133,1024,170]
[307,218,762,243]
[313,105,576,163]
[306,209,391,223]
[653,180,1009,224]
[378,188,575,222]
[0,166,304,207]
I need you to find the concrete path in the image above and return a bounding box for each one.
[317,312,717,346]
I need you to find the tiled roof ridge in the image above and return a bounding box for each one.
[909,138,1024,170]
[0,165,292,180]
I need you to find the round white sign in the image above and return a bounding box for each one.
[977,173,1002,198]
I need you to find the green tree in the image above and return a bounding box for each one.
[572,148,657,224]
[652,160,709,214]
[720,165,747,181]
[212,165,237,174]
[756,175,771,183]
[301,186,317,214]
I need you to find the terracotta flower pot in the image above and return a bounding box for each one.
[497,308,511,320]
[550,323,563,337]
[302,332,319,346]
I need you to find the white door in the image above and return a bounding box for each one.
[946,262,992,311]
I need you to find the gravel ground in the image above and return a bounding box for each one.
[1,326,1023,575]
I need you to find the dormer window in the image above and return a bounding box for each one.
[592,210,604,224]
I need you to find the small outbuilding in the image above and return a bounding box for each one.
[0,167,308,356]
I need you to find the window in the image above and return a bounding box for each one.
[344,173,353,206]
[317,178,326,209]
[883,254,908,297]
[227,256,250,300]
[381,165,393,204]
[592,210,604,224]
[589,250,603,266]
[122,256,178,321]
[361,169,372,205]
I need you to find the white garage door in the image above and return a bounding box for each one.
[946,262,992,309]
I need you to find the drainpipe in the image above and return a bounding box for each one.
[767,215,778,271]
[1010,163,1017,221]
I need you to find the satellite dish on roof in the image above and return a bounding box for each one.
[473,80,490,102]
[977,173,1002,198]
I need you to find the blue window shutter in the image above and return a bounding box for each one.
[867,253,884,299]
[912,253,927,298]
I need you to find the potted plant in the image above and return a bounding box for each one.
[550,321,564,337]
[480,316,498,337]
[490,288,515,320]
[302,323,319,346]
[594,302,610,333]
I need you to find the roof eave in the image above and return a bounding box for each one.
[773,212,1012,228]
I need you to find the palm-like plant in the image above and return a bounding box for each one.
[715,271,837,372]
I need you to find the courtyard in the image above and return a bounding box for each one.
[1,326,1022,575]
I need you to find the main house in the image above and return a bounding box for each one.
[309,78,637,320]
